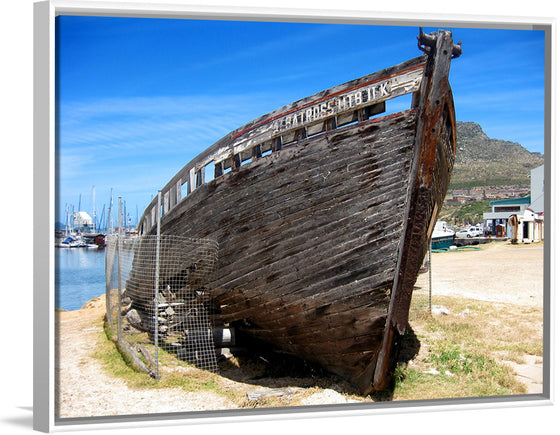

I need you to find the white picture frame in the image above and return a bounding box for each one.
[25,0,557,433]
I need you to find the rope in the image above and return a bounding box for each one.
[431,245,483,253]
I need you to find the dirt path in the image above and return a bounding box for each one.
[56,298,361,418]
[416,242,543,307]
[55,297,239,418]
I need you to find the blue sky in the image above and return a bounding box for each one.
[56,16,546,229]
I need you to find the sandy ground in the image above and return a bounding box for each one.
[56,241,544,418]
[416,241,544,308]
[56,298,363,419]
[55,298,239,418]
[415,241,544,393]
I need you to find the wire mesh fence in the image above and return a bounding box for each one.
[105,233,219,379]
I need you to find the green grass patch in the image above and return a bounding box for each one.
[424,344,501,377]
[393,290,543,400]
[393,345,523,400]
[94,318,236,399]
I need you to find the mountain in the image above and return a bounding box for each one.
[449,121,544,189]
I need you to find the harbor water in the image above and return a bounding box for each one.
[56,247,106,311]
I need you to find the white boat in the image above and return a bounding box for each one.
[57,235,86,248]
[431,221,455,250]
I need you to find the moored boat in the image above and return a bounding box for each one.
[431,221,456,250]
[131,28,462,393]
[83,233,107,248]
[57,235,84,248]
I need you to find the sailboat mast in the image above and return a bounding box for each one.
[123,200,127,233]
[107,188,113,234]
[99,204,105,231]
[92,186,96,233]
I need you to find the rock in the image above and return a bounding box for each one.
[121,302,132,315]
[300,389,350,405]
[432,305,450,315]
[126,309,143,328]
[246,387,304,401]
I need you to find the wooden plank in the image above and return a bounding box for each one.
[160,112,416,238]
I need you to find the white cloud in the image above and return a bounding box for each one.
[56,92,280,216]
[58,93,274,156]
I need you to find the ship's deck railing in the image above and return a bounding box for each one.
[139,55,427,235]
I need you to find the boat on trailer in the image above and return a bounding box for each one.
[134,28,462,394]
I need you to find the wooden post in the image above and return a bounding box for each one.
[189,168,195,194]
[214,161,223,178]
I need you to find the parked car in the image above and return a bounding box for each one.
[456,227,483,238]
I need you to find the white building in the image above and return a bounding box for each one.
[483,196,531,237]
[73,211,94,232]
[529,164,544,214]
[483,164,544,243]
[508,208,544,243]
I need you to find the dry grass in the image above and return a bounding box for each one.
[94,289,543,406]
[88,242,545,407]
[388,289,543,400]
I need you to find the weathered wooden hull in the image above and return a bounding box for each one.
[160,111,417,391]
[135,29,461,394]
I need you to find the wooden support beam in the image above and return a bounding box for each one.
[214,161,223,178]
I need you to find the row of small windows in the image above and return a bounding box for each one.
[141,95,412,234]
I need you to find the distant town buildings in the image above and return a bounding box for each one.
[446,185,531,204]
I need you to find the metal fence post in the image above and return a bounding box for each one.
[154,191,162,380]
[428,243,432,315]
[105,237,110,333]
[117,197,123,342]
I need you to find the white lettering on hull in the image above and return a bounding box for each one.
[271,68,422,134]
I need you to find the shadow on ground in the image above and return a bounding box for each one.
[216,343,361,395]
[212,326,422,401]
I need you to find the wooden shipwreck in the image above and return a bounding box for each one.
[134,28,462,394]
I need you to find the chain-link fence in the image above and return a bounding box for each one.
[105,232,219,379]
